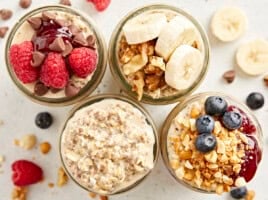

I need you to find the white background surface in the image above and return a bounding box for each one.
[0,0,268,199]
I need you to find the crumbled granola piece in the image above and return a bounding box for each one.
[89,192,97,198]
[246,190,255,200]
[123,54,148,75]
[132,71,145,100]
[12,187,27,200]
[149,56,165,71]
[57,167,68,187]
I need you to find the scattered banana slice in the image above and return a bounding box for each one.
[123,54,148,75]
[165,45,203,90]
[155,16,199,61]
[211,7,247,42]
[123,13,167,44]
[236,39,268,76]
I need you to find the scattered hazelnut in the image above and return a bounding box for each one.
[19,0,32,9]
[57,167,68,187]
[39,142,51,154]
[59,0,72,6]
[0,9,13,20]
[223,70,235,83]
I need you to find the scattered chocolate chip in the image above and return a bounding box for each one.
[68,25,81,35]
[55,19,71,27]
[62,41,73,57]
[223,70,235,83]
[34,82,49,96]
[264,75,268,87]
[65,82,80,97]
[49,37,66,52]
[0,9,13,20]
[73,33,88,46]
[19,0,32,9]
[59,0,72,6]
[31,51,45,67]
[50,88,61,93]
[42,11,56,21]
[87,34,96,48]
[0,27,9,38]
[27,17,42,30]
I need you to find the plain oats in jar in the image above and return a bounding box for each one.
[60,94,159,195]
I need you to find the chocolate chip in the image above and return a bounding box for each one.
[19,0,32,9]
[55,19,71,27]
[31,51,45,67]
[0,9,13,20]
[223,70,235,83]
[62,41,73,57]
[65,82,80,97]
[73,33,88,46]
[263,75,268,87]
[34,82,49,96]
[27,17,42,30]
[49,37,66,52]
[87,34,96,48]
[50,88,61,93]
[0,27,9,38]
[59,0,72,6]
[42,11,56,21]
[68,25,81,35]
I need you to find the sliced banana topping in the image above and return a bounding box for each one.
[165,45,203,90]
[123,13,167,44]
[236,39,268,76]
[155,16,199,61]
[211,7,247,42]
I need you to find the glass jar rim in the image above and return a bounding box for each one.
[5,5,107,106]
[108,4,211,105]
[59,93,160,195]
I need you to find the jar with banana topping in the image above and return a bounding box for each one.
[109,4,210,104]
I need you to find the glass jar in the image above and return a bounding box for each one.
[5,5,107,106]
[59,94,159,195]
[109,4,210,105]
[161,92,263,193]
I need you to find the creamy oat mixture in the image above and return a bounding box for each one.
[118,9,205,100]
[61,99,155,194]
[12,10,96,98]
[167,98,256,194]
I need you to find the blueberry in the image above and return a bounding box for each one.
[195,133,217,153]
[246,92,264,110]
[196,115,215,134]
[230,187,247,199]
[222,111,242,130]
[35,112,53,129]
[205,96,228,116]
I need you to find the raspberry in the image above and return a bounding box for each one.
[40,53,69,89]
[9,41,39,83]
[87,0,111,12]
[12,160,43,186]
[68,47,97,78]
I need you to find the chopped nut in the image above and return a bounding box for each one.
[123,54,148,75]
[17,134,37,150]
[132,71,145,101]
[216,184,224,195]
[222,70,235,83]
[190,106,201,118]
[145,75,161,91]
[204,150,217,163]
[179,150,192,160]
[12,187,27,200]
[235,177,246,187]
[57,167,68,187]
[149,56,165,71]
[39,142,51,154]
[246,190,255,200]
[170,159,179,169]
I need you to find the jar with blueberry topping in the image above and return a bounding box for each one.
[161,92,263,194]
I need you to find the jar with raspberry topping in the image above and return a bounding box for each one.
[5,5,107,106]
[161,92,263,194]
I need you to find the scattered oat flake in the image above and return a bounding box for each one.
[12,187,28,200]
[57,167,68,187]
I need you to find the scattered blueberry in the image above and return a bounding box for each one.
[35,112,53,129]
[205,96,228,116]
[196,115,215,134]
[230,186,247,199]
[195,133,217,153]
[222,111,242,130]
[246,92,264,110]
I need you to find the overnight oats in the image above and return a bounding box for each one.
[109,4,210,104]
[5,5,107,106]
[161,92,263,194]
[60,94,159,195]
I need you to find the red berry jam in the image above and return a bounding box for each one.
[228,106,262,182]
[33,20,72,53]
[228,105,256,134]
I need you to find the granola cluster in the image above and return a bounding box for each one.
[167,102,251,194]
[61,99,155,194]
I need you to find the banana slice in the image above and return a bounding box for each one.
[165,45,203,90]
[155,16,199,61]
[211,7,247,42]
[123,13,167,45]
[236,39,268,76]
